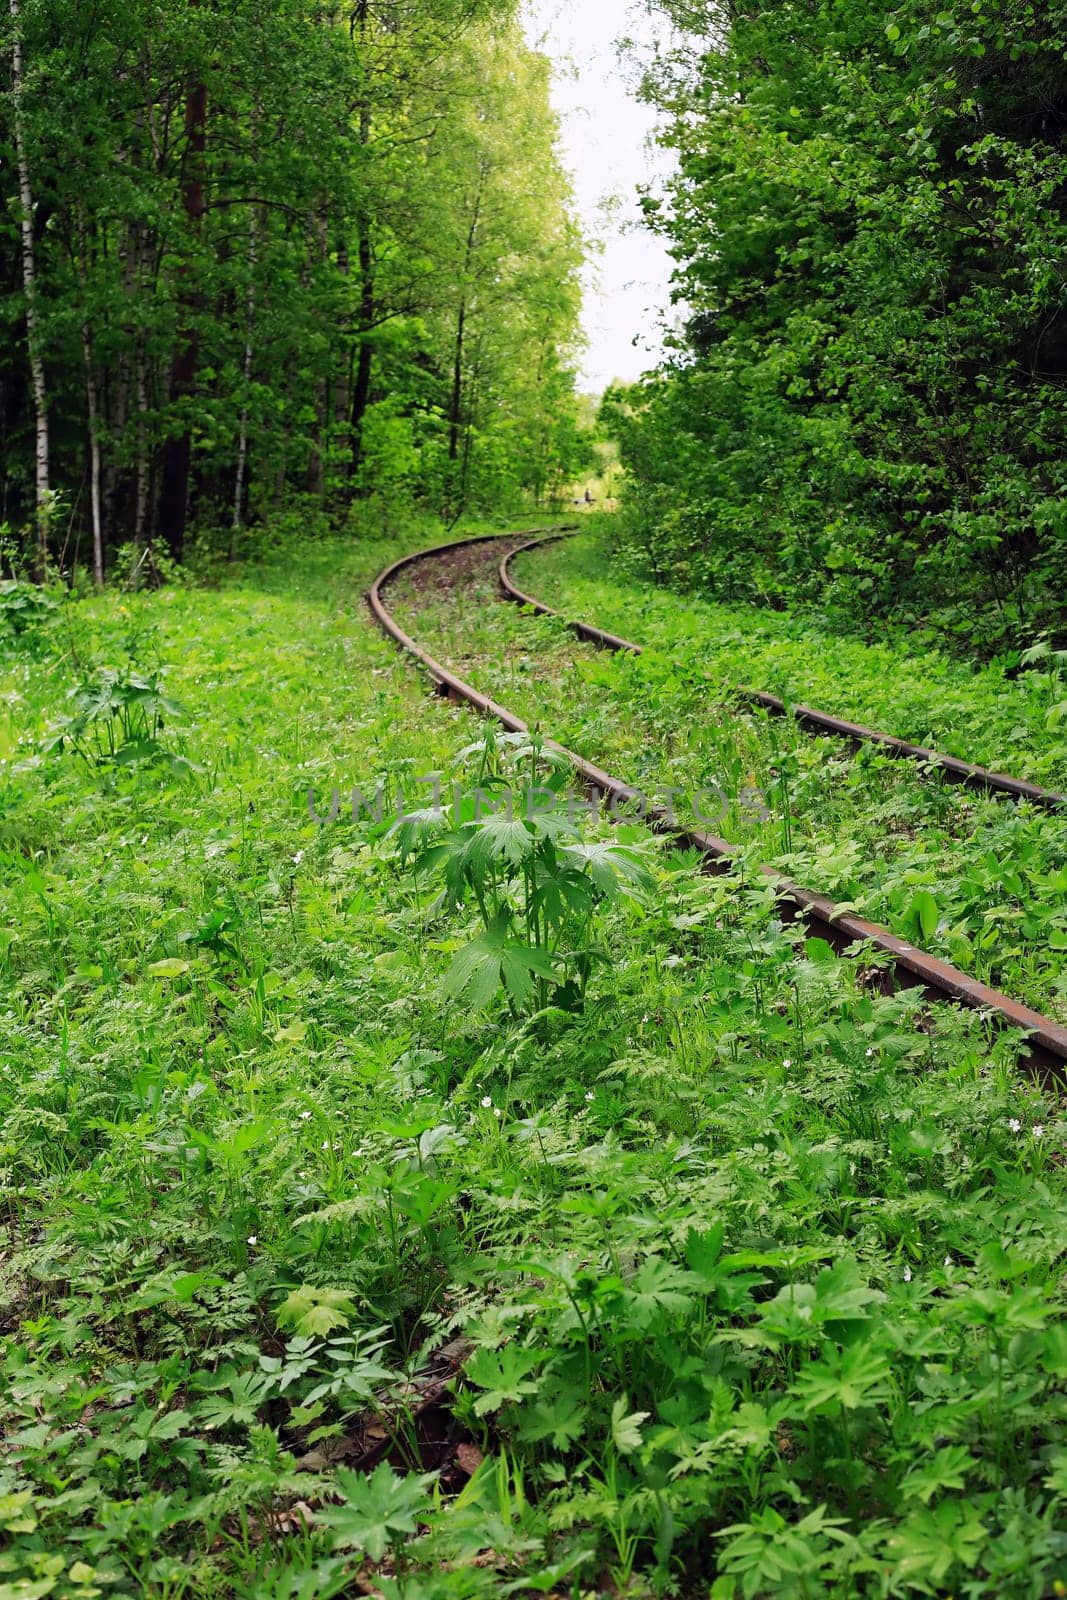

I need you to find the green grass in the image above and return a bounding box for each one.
[0,524,1064,1599]
[393,567,1067,1025]
[512,529,1067,790]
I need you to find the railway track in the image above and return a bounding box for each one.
[500,535,1067,813]
[369,530,1067,1078]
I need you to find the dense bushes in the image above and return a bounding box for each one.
[618,0,1067,654]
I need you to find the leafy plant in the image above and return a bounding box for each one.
[395,735,653,1014]
[3,533,1065,1598]
[320,1463,438,1562]
[0,579,58,645]
[40,666,198,777]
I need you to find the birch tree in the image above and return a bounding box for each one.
[7,0,50,579]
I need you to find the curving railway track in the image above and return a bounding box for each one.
[500,534,1067,813]
[369,529,1067,1078]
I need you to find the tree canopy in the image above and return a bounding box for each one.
[1,0,587,576]
[616,0,1067,652]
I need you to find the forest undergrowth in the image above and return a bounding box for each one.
[0,526,1064,1599]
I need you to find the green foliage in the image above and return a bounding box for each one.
[0,0,584,573]
[0,580,58,646]
[0,530,1064,1595]
[40,666,197,776]
[275,1287,357,1340]
[619,0,1067,651]
[396,732,653,1015]
[320,1463,438,1561]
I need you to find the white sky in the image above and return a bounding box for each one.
[522,0,676,394]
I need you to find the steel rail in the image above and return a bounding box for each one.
[499,536,1067,812]
[369,531,1067,1077]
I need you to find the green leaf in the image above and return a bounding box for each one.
[147,958,191,979]
[883,1500,987,1584]
[464,1345,546,1415]
[320,1462,437,1561]
[610,1395,650,1454]
[791,1341,891,1412]
[466,813,537,869]
[627,1255,695,1326]
[517,1392,588,1450]
[0,1489,38,1534]
[276,1286,356,1338]
[900,1445,977,1504]
[273,1020,308,1044]
[442,913,509,1010]
[1041,1322,1067,1377]
[908,890,940,944]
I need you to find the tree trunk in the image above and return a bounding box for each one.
[231,201,258,555]
[444,186,483,521]
[332,236,350,430]
[158,65,207,563]
[76,207,104,587]
[9,0,50,581]
[134,346,150,552]
[82,326,104,588]
[448,298,467,465]
[349,38,374,484]
[448,186,482,470]
[460,361,478,508]
[348,217,375,483]
[305,207,329,501]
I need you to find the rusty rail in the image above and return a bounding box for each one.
[499,536,1067,812]
[369,531,1067,1077]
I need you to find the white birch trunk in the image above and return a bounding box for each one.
[9,0,50,579]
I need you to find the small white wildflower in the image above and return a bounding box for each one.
[292,850,305,865]
[247,1235,258,1247]
[1008,1118,1022,1133]
[300,1110,313,1121]
[321,1139,329,1150]
[783,1058,793,1070]
[903,1266,912,1283]
[481,1096,493,1109]
[1033,1124,1045,1139]
[944,1255,952,1268]
[585,1092,595,1102]
[493,1108,502,1119]
[866,1048,876,1058]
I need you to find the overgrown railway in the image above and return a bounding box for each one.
[369,530,1067,1078]
[500,535,1067,812]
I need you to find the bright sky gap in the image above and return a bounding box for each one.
[522,0,676,394]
